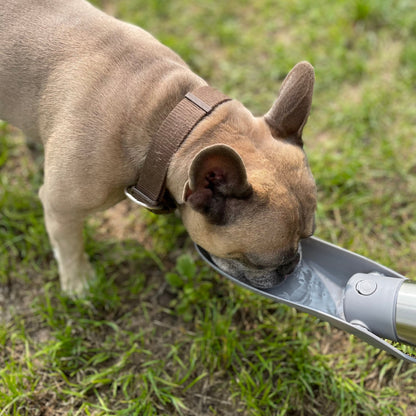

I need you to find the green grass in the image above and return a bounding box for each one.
[1,0,416,414]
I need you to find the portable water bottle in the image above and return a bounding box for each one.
[196,237,416,363]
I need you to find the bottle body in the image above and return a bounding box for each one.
[396,281,416,346]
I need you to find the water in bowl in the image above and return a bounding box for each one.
[266,256,345,318]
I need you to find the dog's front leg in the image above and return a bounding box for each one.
[39,185,95,295]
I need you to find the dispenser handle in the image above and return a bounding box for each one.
[344,273,416,348]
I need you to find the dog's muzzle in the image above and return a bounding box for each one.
[211,247,302,289]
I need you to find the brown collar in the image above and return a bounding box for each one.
[125,86,231,213]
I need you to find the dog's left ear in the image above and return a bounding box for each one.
[183,144,252,224]
[265,61,315,146]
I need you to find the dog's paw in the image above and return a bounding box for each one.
[59,254,96,296]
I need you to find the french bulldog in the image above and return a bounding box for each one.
[0,0,317,294]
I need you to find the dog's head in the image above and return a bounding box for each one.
[177,62,317,288]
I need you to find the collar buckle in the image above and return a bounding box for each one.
[124,186,176,214]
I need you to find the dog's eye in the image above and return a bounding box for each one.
[225,252,242,261]
[301,216,316,239]
[234,254,263,269]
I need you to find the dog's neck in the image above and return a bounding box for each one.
[126,86,231,213]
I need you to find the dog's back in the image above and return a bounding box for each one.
[1,0,92,136]
[0,0,193,140]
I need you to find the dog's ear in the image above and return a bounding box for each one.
[183,144,252,224]
[265,61,314,146]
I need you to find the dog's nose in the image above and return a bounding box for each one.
[278,252,301,276]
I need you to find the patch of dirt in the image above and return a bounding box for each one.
[91,199,154,250]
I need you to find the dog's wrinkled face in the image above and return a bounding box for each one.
[206,149,315,289]
[180,139,316,289]
[177,62,317,289]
